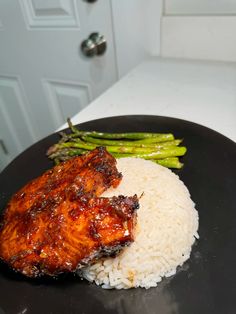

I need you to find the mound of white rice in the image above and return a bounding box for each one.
[82,158,199,289]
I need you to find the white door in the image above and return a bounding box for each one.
[0,0,117,171]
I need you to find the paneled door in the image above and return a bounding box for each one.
[0,0,117,171]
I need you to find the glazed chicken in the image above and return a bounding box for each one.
[0,147,138,278]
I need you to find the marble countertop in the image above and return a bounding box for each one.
[59,57,236,142]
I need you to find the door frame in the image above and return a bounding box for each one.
[111,0,162,78]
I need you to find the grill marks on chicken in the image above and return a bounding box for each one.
[0,147,139,278]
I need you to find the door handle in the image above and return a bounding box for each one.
[81,32,107,57]
[0,139,8,154]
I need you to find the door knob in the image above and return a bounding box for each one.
[81,32,107,57]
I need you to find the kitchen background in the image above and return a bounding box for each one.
[0,0,236,171]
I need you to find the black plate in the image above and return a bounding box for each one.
[0,115,236,314]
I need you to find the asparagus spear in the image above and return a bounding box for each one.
[111,146,186,159]
[67,118,174,141]
[50,140,186,157]
[49,148,183,169]
[112,153,183,168]
[47,148,87,160]
[81,136,182,148]
[134,137,177,144]
[153,157,183,169]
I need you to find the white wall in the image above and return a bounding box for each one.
[165,0,236,15]
[161,0,236,62]
[161,16,236,62]
[113,0,236,67]
[111,0,162,78]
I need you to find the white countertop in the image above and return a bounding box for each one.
[59,57,236,142]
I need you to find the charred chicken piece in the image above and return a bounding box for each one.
[0,147,138,277]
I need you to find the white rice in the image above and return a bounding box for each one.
[82,158,199,289]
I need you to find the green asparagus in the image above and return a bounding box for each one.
[81,136,182,148]
[67,118,174,140]
[153,157,183,169]
[46,118,187,169]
